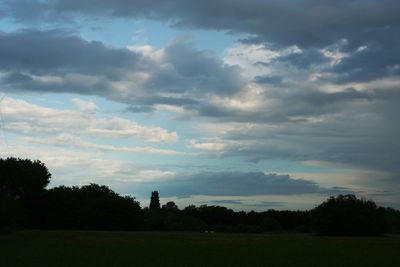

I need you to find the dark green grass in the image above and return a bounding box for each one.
[1,231,399,267]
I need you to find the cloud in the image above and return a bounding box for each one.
[0,140,181,188]
[3,1,399,46]
[0,143,124,186]
[146,39,244,96]
[331,33,400,82]
[200,199,286,208]
[189,79,400,176]
[23,134,184,156]
[0,30,244,110]
[72,98,99,113]
[197,97,400,172]
[254,75,283,85]
[0,28,398,124]
[1,96,178,143]
[0,29,139,76]
[188,139,226,152]
[134,171,351,197]
[3,1,399,85]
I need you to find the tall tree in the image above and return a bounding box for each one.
[149,191,160,210]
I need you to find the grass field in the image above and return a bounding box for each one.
[1,231,399,267]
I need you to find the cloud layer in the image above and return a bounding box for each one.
[126,171,351,198]
[3,1,399,45]
[0,30,244,110]
[1,97,178,143]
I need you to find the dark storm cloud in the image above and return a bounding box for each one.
[204,200,243,205]
[135,172,350,197]
[3,1,399,84]
[193,81,400,124]
[3,0,400,47]
[0,29,243,100]
[247,201,286,208]
[2,72,34,84]
[214,91,400,175]
[202,200,286,208]
[332,33,400,83]
[0,29,139,77]
[280,88,398,118]
[254,75,283,85]
[221,131,400,176]
[277,49,329,68]
[148,41,243,95]
[126,97,200,113]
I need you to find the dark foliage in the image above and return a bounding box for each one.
[384,207,400,233]
[312,194,387,236]
[43,184,144,230]
[0,195,24,231]
[0,157,50,229]
[0,157,50,201]
[149,191,160,210]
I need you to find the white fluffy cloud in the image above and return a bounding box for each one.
[1,96,178,143]
[72,98,99,113]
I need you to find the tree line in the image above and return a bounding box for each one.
[1,157,399,235]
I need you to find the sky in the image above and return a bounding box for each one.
[0,0,399,210]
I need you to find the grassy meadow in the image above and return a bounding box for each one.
[1,231,399,267]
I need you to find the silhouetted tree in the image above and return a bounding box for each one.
[162,201,178,211]
[145,191,163,229]
[0,157,51,228]
[160,202,179,230]
[312,194,386,236]
[384,207,400,233]
[149,191,160,210]
[44,184,144,230]
[0,157,50,201]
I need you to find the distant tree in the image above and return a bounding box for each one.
[384,207,400,233]
[197,205,235,228]
[312,194,387,236]
[162,201,178,211]
[149,191,160,210]
[183,205,197,215]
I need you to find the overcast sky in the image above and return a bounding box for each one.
[0,0,399,210]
